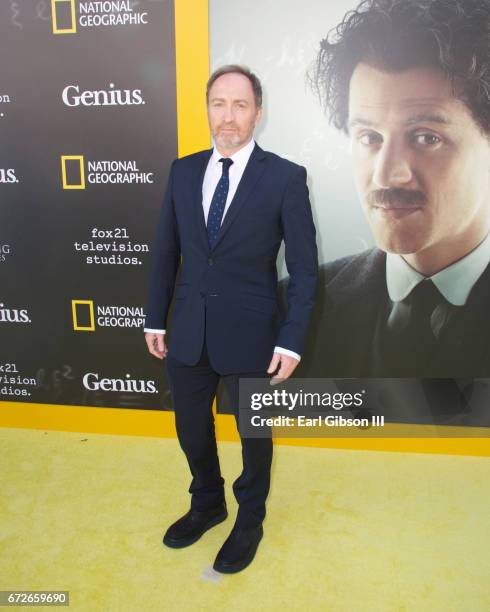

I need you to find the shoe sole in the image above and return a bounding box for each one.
[163,510,228,549]
[213,529,263,574]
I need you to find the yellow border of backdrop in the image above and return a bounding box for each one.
[174,0,210,156]
[1,0,489,457]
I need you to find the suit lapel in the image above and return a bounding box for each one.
[211,144,267,251]
[193,149,213,251]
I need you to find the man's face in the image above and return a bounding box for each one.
[348,63,490,272]
[207,72,262,156]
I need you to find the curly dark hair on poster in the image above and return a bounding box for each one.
[309,0,490,134]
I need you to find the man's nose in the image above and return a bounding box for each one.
[223,105,235,123]
[372,140,412,188]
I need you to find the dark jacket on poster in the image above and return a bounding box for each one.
[298,247,490,378]
[294,248,490,425]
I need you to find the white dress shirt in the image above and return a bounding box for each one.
[144,138,300,362]
[202,137,256,224]
[386,232,490,305]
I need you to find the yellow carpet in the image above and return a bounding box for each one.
[1,427,489,611]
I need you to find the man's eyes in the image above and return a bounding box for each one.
[355,131,443,147]
[210,101,248,109]
[358,132,382,146]
[411,132,442,146]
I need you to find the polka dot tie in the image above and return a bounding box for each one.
[207,157,233,249]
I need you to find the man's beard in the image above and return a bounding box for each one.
[214,131,242,150]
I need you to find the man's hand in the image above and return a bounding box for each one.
[145,332,168,360]
[267,351,299,385]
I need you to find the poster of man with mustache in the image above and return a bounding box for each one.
[290,0,490,426]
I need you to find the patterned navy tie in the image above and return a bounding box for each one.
[207,157,233,249]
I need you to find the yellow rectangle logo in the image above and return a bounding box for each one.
[72,300,95,331]
[61,155,85,190]
[52,0,77,35]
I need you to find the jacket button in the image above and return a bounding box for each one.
[208,257,214,265]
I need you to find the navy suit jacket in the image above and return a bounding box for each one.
[145,144,318,374]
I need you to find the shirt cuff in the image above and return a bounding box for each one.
[274,346,301,362]
[144,328,166,334]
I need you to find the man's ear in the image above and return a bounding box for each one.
[255,106,263,127]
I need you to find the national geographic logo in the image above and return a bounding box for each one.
[72,299,145,331]
[0,245,11,263]
[61,83,145,107]
[0,303,31,324]
[61,155,153,189]
[52,0,149,35]
[72,300,95,331]
[0,169,19,184]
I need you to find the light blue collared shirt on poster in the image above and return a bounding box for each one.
[387,232,490,305]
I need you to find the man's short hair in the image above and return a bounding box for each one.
[310,0,490,135]
[206,64,263,108]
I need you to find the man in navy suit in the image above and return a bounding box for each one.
[144,65,318,573]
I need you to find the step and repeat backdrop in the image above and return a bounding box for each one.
[2,0,489,437]
[1,0,178,411]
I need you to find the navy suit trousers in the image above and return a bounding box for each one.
[166,345,273,530]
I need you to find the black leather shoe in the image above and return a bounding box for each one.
[213,524,263,573]
[163,503,227,549]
